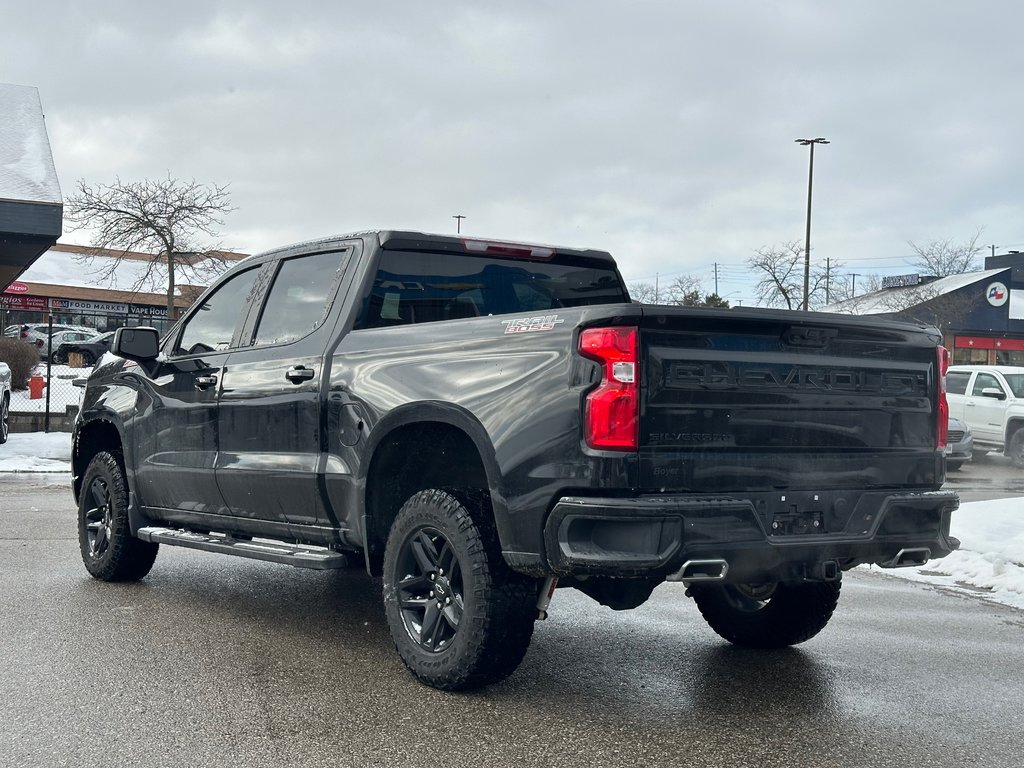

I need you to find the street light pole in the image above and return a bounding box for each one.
[795,137,829,311]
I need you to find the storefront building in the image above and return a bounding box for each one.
[1,243,247,334]
[826,252,1024,366]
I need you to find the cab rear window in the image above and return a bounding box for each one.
[355,250,627,329]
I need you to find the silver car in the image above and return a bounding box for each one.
[945,416,973,470]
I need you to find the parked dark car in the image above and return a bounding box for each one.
[53,331,114,366]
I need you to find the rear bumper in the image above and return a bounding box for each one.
[543,490,959,582]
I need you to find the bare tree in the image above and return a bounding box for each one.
[65,175,235,316]
[628,274,703,305]
[627,274,731,308]
[748,241,836,310]
[907,228,985,277]
[627,281,658,303]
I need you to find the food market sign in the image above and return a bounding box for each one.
[49,298,130,314]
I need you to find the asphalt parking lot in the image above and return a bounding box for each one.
[1,474,1022,768]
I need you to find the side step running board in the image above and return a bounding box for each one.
[136,527,352,570]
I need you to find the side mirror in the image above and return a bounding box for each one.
[980,387,1006,401]
[112,326,160,362]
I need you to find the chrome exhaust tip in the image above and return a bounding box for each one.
[667,559,729,582]
[879,547,932,569]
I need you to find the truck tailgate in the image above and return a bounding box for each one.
[639,310,943,492]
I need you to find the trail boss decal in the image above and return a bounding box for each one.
[502,315,565,334]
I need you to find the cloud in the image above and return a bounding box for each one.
[4,0,1024,303]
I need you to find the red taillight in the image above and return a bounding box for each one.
[579,326,639,450]
[936,345,949,450]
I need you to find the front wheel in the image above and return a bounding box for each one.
[78,451,158,581]
[690,578,841,648]
[382,488,538,690]
[1008,429,1024,469]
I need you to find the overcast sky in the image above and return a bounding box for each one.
[3,1,1023,304]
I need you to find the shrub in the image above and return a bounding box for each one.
[0,337,41,390]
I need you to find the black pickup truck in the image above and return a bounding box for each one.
[72,230,959,690]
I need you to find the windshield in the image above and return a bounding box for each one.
[1005,373,1024,398]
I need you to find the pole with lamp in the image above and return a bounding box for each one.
[795,137,829,311]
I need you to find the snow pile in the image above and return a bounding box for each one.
[0,431,72,472]
[876,498,1024,611]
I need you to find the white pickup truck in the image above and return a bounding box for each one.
[0,361,10,444]
[946,365,1024,467]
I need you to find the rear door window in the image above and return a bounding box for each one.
[946,371,970,395]
[251,250,349,347]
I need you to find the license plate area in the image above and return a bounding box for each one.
[770,509,825,536]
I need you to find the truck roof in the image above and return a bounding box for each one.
[256,230,616,264]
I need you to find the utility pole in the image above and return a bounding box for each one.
[850,272,860,297]
[795,137,829,311]
[991,244,997,258]
[714,262,719,295]
[825,257,831,304]
[453,214,466,233]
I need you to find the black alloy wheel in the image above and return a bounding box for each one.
[0,395,8,444]
[78,451,158,581]
[382,489,538,690]
[394,525,464,653]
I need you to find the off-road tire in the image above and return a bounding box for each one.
[78,451,158,581]
[382,488,538,691]
[0,393,8,444]
[1008,428,1024,469]
[690,577,841,648]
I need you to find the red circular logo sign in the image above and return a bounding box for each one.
[3,281,29,294]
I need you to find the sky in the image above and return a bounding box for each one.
[5,427,1022,611]
[3,1,1024,305]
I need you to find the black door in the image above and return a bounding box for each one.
[131,265,261,516]
[216,248,353,526]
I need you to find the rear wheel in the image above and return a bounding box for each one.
[690,577,841,648]
[382,488,538,690]
[946,460,963,471]
[78,451,158,581]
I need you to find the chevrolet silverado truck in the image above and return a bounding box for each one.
[72,230,959,690]
[946,364,1024,467]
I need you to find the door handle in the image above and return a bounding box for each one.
[194,375,218,390]
[285,366,316,383]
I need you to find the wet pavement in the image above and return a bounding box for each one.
[941,450,1024,502]
[1,475,1021,768]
